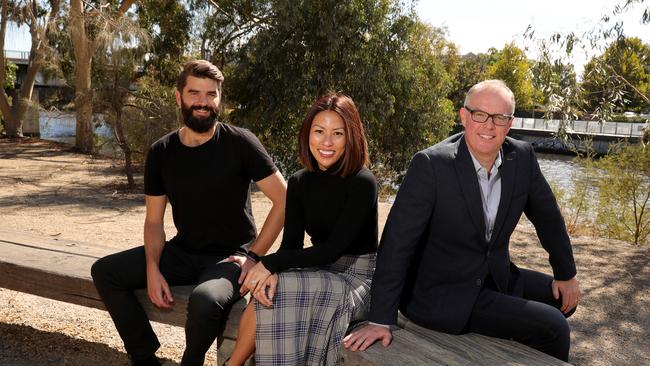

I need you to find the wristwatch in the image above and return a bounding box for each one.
[246,249,262,263]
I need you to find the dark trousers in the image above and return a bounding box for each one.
[91,244,241,366]
[465,268,575,361]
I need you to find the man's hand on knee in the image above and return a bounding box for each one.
[553,277,580,314]
[343,324,393,351]
[146,266,174,309]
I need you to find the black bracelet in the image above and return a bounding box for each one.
[246,250,262,263]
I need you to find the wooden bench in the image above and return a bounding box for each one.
[0,229,569,365]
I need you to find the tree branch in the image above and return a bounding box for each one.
[601,58,650,107]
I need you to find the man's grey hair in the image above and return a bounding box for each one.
[464,80,516,114]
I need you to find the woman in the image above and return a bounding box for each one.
[225,93,378,366]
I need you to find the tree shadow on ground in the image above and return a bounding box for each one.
[0,139,142,191]
[0,322,177,366]
[0,186,144,211]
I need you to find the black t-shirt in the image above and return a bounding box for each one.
[261,166,378,273]
[144,123,277,256]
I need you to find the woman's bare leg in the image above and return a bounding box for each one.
[226,302,256,366]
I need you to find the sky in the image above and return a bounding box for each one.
[4,22,30,52]
[416,0,649,75]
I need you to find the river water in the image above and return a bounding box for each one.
[536,153,582,192]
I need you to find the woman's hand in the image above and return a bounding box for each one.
[225,252,257,293]
[254,273,278,307]
[241,261,272,296]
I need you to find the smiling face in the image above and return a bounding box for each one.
[175,75,221,133]
[460,86,514,167]
[309,110,346,171]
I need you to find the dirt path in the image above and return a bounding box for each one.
[0,138,648,365]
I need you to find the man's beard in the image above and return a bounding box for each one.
[181,101,219,133]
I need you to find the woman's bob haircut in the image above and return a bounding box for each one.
[298,93,369,177]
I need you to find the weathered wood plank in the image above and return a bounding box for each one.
[0,229,245,339]
[343,321,570,366]
[0,234,108,310]
[1,229,570,365]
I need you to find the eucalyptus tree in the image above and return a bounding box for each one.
[447,52,493,110]
[187,0,273,68]
[525,0,649,122]
[581,37,650,114]
[227,0,457,181]
[0,0,61,138]
[136,0,191,86]
[486,43,535,111]
[69,0,137,153]
[91,16,151,187]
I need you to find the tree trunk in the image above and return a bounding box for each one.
[1,0,60,139]
[6,88,32,137]
[3,114,23,138]
[0,0,21,138]
[69,0,136,154]
[70,0,92,153]
[74,62,94,153]
[112,108,135,188]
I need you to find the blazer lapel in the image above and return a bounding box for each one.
[490,141,517,246]
[454,138,486,240]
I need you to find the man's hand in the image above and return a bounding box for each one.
[226,253,257,293]
[146,265,174,309]
[552,276,581,314]
[240,261,272,296]
[343,324,392,351]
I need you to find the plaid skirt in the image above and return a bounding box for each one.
[254,253,376,366]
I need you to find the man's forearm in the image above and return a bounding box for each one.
[143,222,166,269]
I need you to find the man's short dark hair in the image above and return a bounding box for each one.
[298,93,369,177]
[176,60,224,92]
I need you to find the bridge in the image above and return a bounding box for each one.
[4,49,30,65]
[508,118,646,154]
[3,49,68,136]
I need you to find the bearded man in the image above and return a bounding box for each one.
[92,60,287,366]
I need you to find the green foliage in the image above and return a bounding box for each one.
[486,43,534,110]
[531,59,579,108]
[3,61,17,89]
[122,76,179,159]
[526,0,649,129]
[137,0,191,85]
[0,62,17,134]
[186,0,273,68]
[227,0,456,180]
[581,37,650,114]
[447,53,492,110]
[594,143,650,245]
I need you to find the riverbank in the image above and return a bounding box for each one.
[0,138,648,365]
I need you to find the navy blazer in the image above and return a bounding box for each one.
[368,133,577,334]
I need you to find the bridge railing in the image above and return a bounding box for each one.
[511,118,646,138]
[3,50,30,61]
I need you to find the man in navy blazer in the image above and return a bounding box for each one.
[344,80,580,361]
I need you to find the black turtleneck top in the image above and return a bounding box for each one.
[261,166,378,273]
